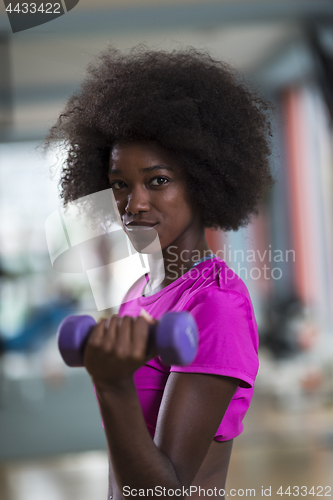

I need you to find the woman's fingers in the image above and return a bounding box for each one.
[83,318,108,369]
[88,317,108,347]
[104,314,118,353]
[115,316,132,358]
[132,316,150,360]
[88,314,151,362]
[84,314,153,385]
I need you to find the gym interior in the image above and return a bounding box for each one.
[0,1,333,499]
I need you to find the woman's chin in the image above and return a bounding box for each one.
[124,225,162,254]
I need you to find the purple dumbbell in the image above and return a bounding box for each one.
[57,312,198,367]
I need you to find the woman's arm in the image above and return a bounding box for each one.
[86,315,239,498]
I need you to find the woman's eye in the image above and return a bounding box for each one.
[151,177,169,186]
[110,181,126,190]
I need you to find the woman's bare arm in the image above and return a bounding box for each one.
[87,315,239,498]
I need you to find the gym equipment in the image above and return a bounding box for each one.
[58,312,198,367]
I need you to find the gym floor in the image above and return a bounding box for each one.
[0,393,332,500]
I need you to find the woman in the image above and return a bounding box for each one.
[45,45,275,499]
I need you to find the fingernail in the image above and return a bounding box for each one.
[140,308,156,324]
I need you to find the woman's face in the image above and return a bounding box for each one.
[108,140,203,253]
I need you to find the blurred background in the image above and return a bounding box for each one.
[0,0,333,498]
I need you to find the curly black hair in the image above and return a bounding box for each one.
[44,44,275,232]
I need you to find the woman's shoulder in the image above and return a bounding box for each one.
[170,257,259,387]
[186,256,253,306]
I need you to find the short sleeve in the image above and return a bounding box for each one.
[170,288,259,388]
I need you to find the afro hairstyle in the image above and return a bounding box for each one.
[44,44,275,232]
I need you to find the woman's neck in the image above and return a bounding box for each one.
[143,232,212,296]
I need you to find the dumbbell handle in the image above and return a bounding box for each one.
[57,312,198,367]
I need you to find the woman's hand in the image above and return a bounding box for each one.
[83,314,155,388]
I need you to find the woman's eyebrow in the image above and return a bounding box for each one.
[109,164,174,174]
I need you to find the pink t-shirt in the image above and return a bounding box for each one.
[96,256,259,441]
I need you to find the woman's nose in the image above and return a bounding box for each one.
[125,186,150,214]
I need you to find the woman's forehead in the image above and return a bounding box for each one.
[109,140,181,169]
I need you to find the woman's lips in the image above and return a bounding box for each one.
[124,223,160,252]
[125,223,158,230]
